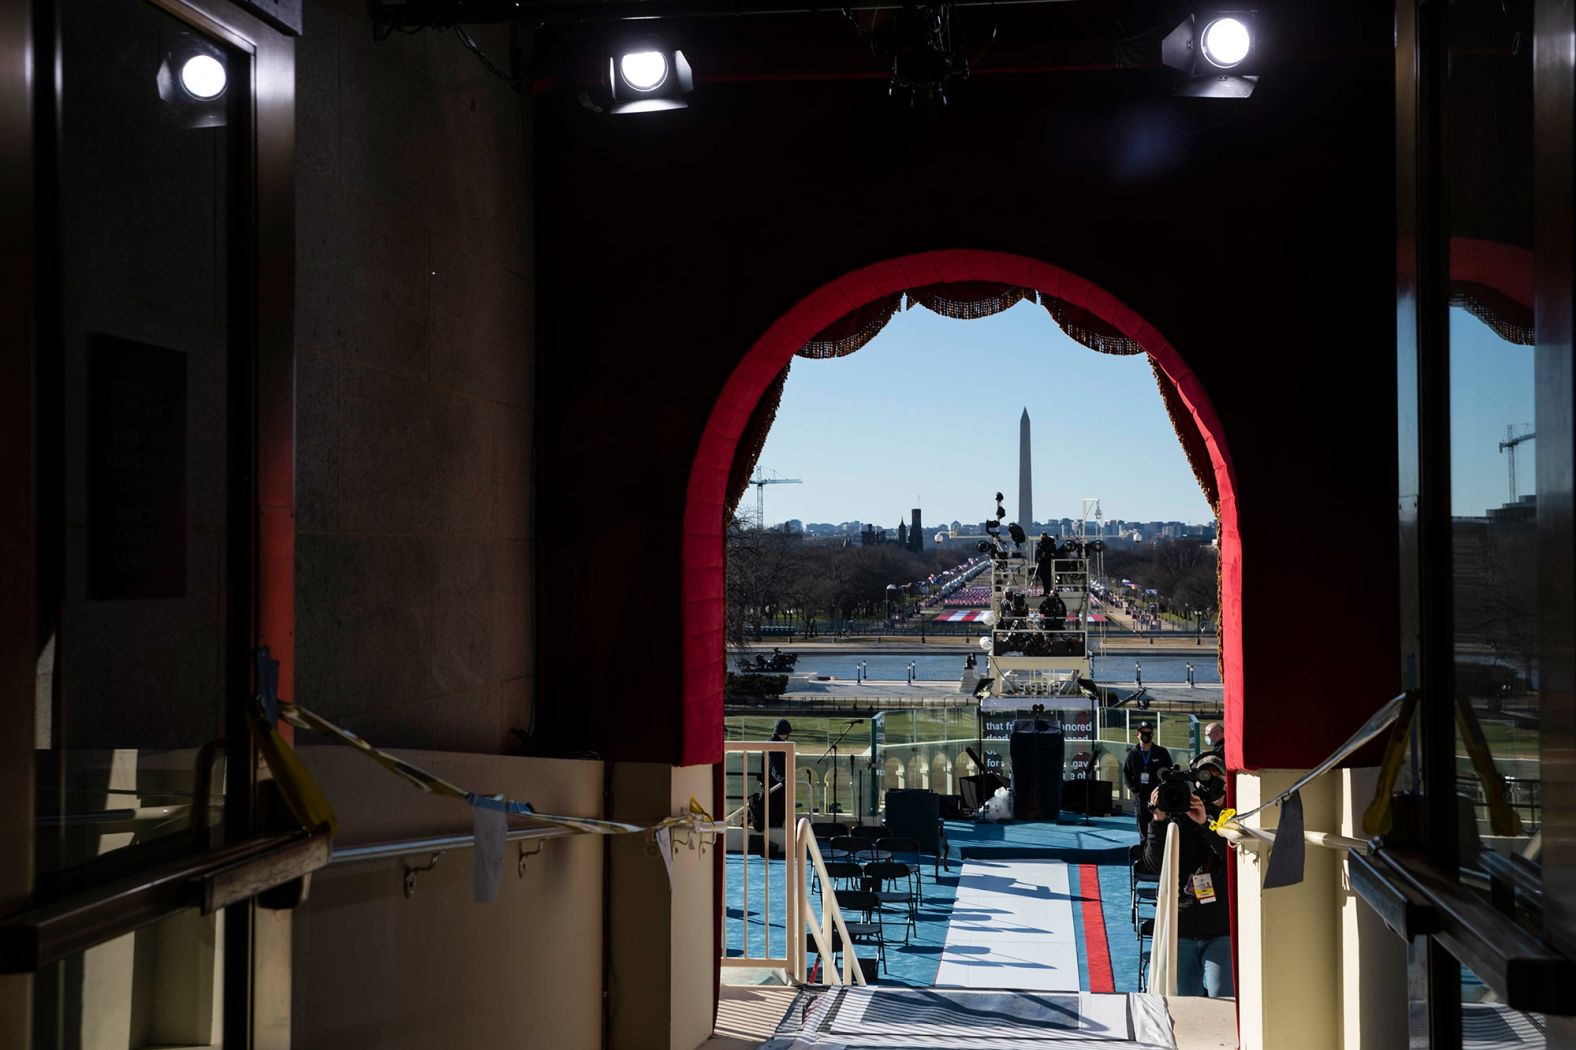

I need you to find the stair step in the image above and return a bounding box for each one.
[765,988,1176,1048]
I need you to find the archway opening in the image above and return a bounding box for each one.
[683,250,1242,770]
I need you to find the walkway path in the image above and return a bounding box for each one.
[935,860,1081,991]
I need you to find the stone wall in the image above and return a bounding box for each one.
[293,1,534,752]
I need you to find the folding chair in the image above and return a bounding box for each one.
[833,888,888,974]
[1130,843,1159,929]
[830,836,880,863]
[885,836,924,886]
[812,821,850,842]
[849,825,893,842]
[820,860,865,894]
[864,860,919,943]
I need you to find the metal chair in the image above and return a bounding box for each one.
[832,888,888,973]
[820,860,865,893]
[849,825,893,841]
[829,836,874,862]
[885,836,925,884]
[1130,843,1159,930]
[812,821,850,842]
[864,860,919,943]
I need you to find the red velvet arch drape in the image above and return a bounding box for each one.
[688,251,1242,768]
[725,281,1191,517]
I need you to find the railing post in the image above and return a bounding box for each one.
[1148,820,1180,996]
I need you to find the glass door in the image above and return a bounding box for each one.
[1386,0,1576,1047]
[1,1,303,1047]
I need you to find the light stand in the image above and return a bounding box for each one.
[817,719,862,817]
[1084,684,1097,826]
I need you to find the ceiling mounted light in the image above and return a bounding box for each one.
[156,38,230,128]
[1199,17,1251,69]
[608,42,693,115]
[1162,10,1259,98]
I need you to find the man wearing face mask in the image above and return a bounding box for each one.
[1190,753,1228,809]
[1123,721,1173,842]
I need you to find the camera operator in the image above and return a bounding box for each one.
[1190,753,1227,807]
[1146,782,1234,998]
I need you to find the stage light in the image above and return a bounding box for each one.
[620,51,667,91]
[608,42,693,115]
[180,54,226,99]
[1199,17,1250,68]
[156,40,229,128]
[1162,11,1259,99]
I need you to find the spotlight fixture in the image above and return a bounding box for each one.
[180,55,226,99]
[156,36,229,128]
[1162,11,1259,98]
[1007,523,1026,546]
[608,41,694,115]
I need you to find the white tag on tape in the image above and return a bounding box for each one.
[474,798,507,904]
[656,827,674,891]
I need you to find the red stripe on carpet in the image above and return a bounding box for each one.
[1079,864,1115,993]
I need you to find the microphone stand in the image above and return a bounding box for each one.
[817,719,862,818]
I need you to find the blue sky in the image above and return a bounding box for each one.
[1450,308,1536,517]
[751,301,1533,528]
[753,300,1214,528]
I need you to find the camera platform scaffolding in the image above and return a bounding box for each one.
[974,496,1104,823]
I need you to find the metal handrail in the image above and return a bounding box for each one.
[326,824,572,867]
[0,829,330,974]
[792,819,867,987]
[1146,821,1180,996]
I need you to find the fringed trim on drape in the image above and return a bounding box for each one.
[1043,297,1146,356]
[725,361,792,521]
[907,282,1036,320]
[1149,356,1221,515]
[797,294,904,359]
[1216,548,1225,679]
[1450,283,1535,346]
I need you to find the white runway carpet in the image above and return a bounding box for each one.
[934,860,1081,992]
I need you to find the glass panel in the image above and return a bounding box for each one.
[1460,964,1547,1048]
[1445,0,1540,866]
[35,0,235,879]
[33,909,226,1050]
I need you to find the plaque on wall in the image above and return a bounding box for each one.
[87,334,187,600]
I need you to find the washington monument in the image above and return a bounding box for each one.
[1018,408,1033,535]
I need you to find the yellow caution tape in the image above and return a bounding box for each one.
[1361,693,1420,837]
[1208,807,1236,834]
[250,699,339,835]
[278,702,654,836]
[1454,696,1524,837]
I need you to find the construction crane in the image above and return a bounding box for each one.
[1499,424,1536,502]
[749,467,801,527]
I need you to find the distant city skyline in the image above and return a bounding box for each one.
[751,301,1217,527]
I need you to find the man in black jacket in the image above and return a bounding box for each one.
[1123,722,1172,842]
[1145,786,1233,997]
